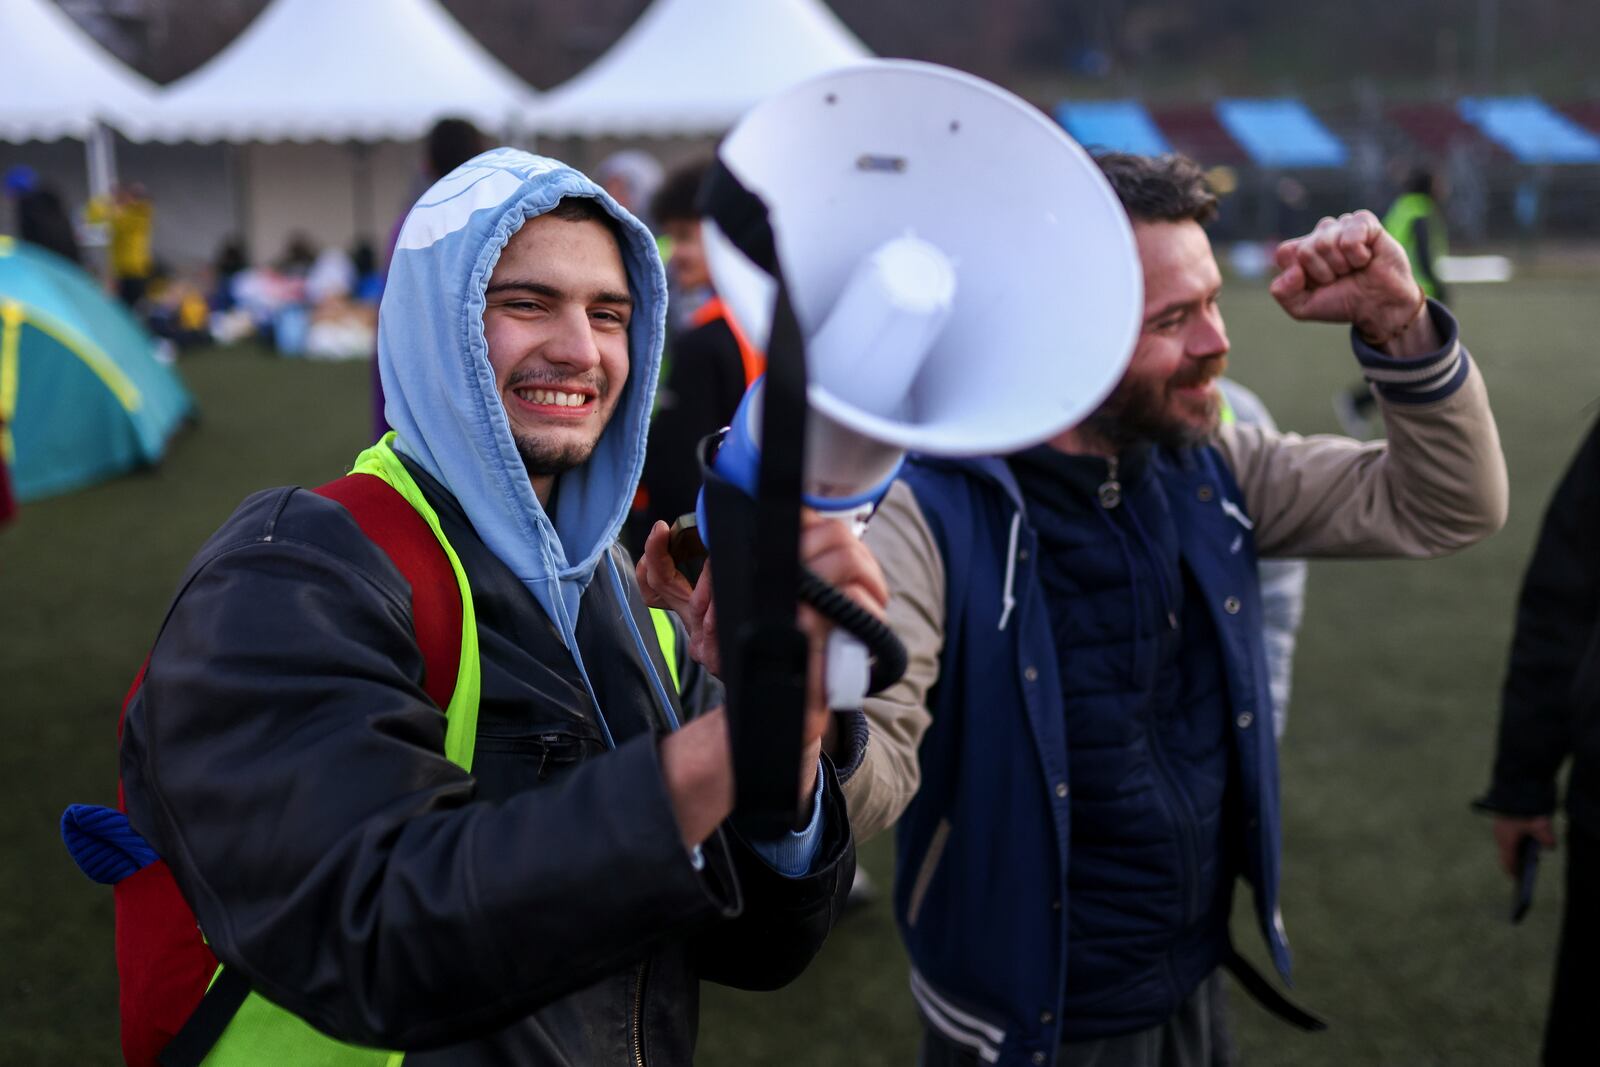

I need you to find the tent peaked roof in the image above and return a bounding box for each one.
[132,0,536,143]
[533,0,872,137]
[0,0,158,141]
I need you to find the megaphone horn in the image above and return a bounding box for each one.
[703,59,1144,476]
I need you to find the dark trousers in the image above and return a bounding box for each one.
[1544,821,1599,1066]
[919,971,1236,1067]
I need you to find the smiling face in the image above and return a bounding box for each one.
[1081,219,1230,452]
[482,208,633,499]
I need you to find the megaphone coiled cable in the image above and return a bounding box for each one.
[797,565,908,696]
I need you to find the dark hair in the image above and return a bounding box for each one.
[649,159,711,226]
[1403,166,1438,197]
[1093,151,1219,226]
[543,196,627,249]
[426,117,486,179]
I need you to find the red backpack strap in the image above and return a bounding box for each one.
[313,473,462,711]
[106,477,464,1067]
[117,660,148,811]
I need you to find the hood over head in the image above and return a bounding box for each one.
[378,148,667,646]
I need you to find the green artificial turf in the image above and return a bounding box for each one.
[1,275,1594,1065]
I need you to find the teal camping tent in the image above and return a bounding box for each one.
[0,236,194,501]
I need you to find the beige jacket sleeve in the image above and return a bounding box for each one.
[842,479,945,842]
[1214,357,1508,559]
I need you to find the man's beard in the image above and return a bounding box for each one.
[1080,360,1225,452]
[514,433,598,478]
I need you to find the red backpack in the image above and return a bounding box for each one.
[62,473,463,1067]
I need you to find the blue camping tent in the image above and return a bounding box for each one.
[0,236,195,501]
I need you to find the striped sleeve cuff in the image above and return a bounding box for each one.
[1350,299,1470,405]
[830,709,870,785]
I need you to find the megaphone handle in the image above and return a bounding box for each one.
[824,631,871,710]
[797,565,908,696]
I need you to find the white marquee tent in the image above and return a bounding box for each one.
[0,0,159,207]
[105,0,541,263]
[130,0,537,143]
[531,0,872,138]
[0,0,157,143]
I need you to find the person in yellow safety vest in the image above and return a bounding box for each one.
[1384,167,1450,303]
[117,149,887,1065]
[86,181,155,308]
[1335,166,1451,437]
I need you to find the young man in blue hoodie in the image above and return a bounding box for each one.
[117,150,882,1065]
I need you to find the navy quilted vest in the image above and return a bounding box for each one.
[893,451,1287,1066]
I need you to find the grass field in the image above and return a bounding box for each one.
[2,274,1594,1065]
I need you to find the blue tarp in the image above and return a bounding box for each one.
[1458,96,1600,164]
[1054,99,1171,156]
[1215,98,1347,168]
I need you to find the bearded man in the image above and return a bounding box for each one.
[840,151,1509,1066]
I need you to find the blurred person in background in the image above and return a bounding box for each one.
[276,232,318,278]
[4,164,82,265]
[632,159,764,545]
[211,237,249,310]
[373,117,488,437]
[841,151,1507,1067]
[1476,413,1600,1067]
[1217,378,1308,740]
[596,148,665,235]
[86,181,154,308]
[1335,165,1450,438]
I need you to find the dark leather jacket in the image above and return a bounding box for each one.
[121,462,854,1065]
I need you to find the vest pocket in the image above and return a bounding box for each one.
[906,818,952,928]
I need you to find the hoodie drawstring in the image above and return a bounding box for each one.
[997,510,1022,631]
[606,553,682,732]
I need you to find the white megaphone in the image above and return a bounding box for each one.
[691,60,1144,715]
[700,59,1144,526]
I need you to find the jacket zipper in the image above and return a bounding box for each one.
[631,959,649,1067]
[1097,455,1122,509]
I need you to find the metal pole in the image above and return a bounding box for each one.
[83,121,118,285]
[85,121,117,201]
[351,142,375,247]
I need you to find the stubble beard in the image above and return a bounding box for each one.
[514,433,599,478]
[504,370,613,478]
[1080,361,1225,453]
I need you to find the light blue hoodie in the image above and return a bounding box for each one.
[377,148,667,650]
[377,149,824,873]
